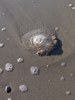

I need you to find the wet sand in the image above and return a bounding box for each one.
[0,0,75,100]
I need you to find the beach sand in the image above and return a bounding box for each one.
[0,0,75,100]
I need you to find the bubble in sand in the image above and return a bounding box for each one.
[30,66,39,75]
[19,85,28,92]
[5,85,12,93]
[17,58,24,63]
[22,28,58,56]
[0,43,4,48]
[5,63,14,72]
[1,27,7,31]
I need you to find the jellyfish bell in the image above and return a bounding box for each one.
[30,34,47,47]
[22,28,57,56]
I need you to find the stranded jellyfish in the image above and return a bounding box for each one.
[22,28,58,56]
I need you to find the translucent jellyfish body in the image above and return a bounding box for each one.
[22,28,57,56]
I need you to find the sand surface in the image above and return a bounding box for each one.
[0,0,75,100]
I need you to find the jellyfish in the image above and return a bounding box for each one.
[22,28,58,56]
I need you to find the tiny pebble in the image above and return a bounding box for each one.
[30,66,39,75]
[5,63,14,72]
[0,43,4,48]
[17,58,24,63]
[1,27,7,31]
[0,68,3,74]
[60,76,65,81]
[19,85,28,92]
[8,98,12,100]
[68,4,73,7]
[61,62,66,67]
[72,7,75,9]
[55,27,59,31]
[66,91,71,95]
